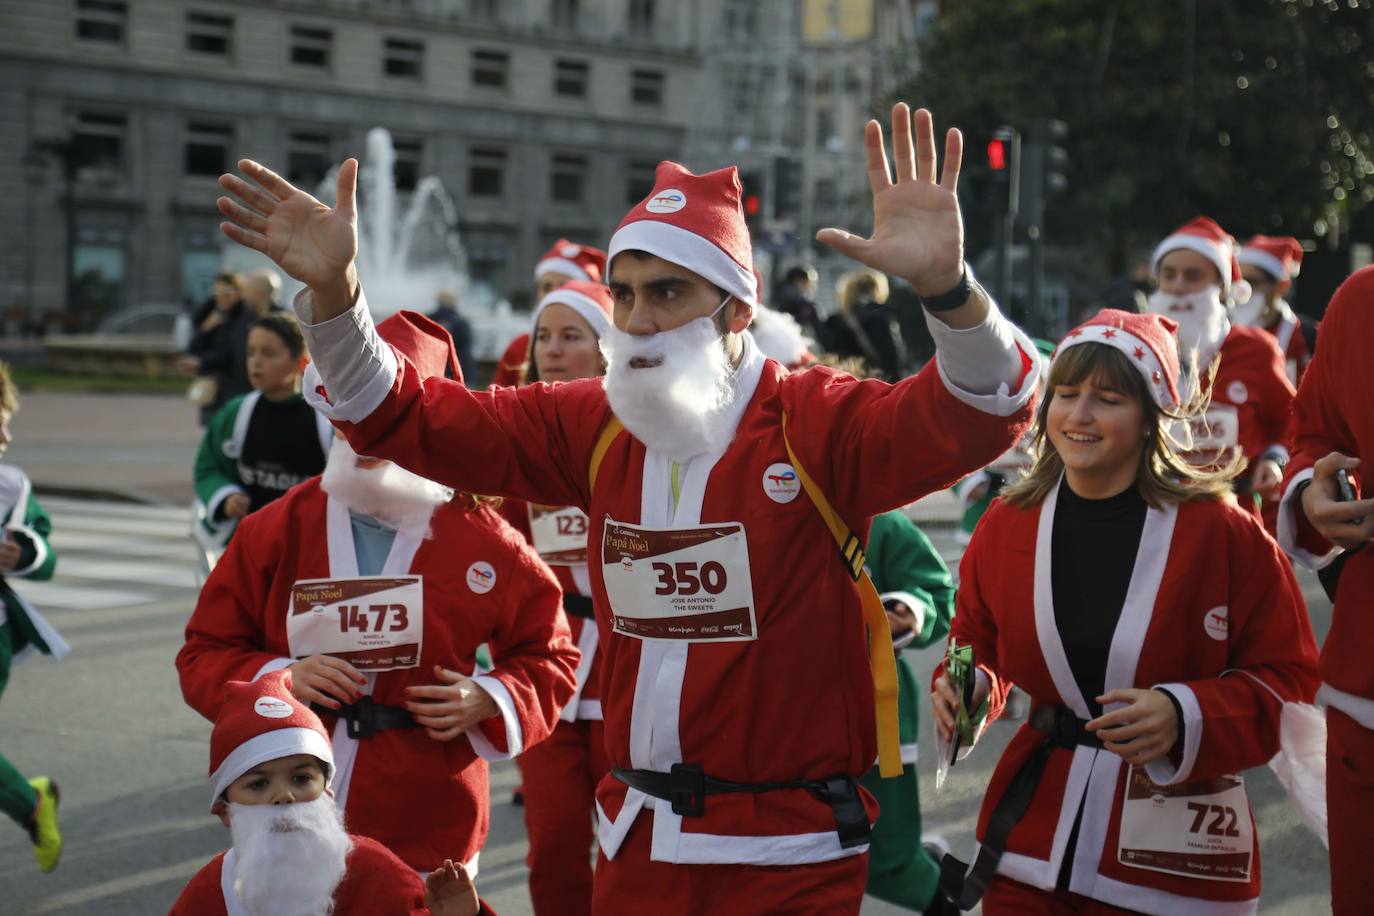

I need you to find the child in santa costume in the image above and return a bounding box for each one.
[933,309,1319,914]
[170,670,492,915]
[176,310,579,878]
[497,280,615,916]
[218,103,1041,914]
[491,240,607,387]
[0,363,66,873]
[1274,266,1374,916]
[1236,235,1316,386]
[193,312,331,558]
[1145,217,1295,516]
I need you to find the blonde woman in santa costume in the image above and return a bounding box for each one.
[497,279,615,916]
[933,309,1319,914]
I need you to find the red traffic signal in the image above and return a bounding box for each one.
[987,138,1007,171]
[744,193,761,217]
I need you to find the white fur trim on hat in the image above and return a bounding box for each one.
[1238,248,1288,282]
[210,727,336,803]
[607,220,758,307]
[534,257,592,282]
[1055,325,1178,408]
[1151,233,1231,289]
[532,288,611,337]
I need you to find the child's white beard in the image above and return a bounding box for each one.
[600,316,740,461]
[1146,285,1230,372]
[228,796,352,916]
[320,437,453,534]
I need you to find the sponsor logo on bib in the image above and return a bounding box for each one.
[1226,380,1248,404]
[1204,606,1229,641]
[254,696,294,719]
[762,463,801,504]
[466,561,496,594]
[645,189,687,213]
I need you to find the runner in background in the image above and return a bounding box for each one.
[491,240,607,388]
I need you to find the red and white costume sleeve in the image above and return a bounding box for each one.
[951,492,1318,914]
[1201,324,1295,470]
[291,279,1037,878]
[1262,301,1313,387]
[175,480,579,872]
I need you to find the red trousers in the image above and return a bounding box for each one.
[984,875,1146,914]
[518,717,611,916]
[1328,706,1374,915]
[590,807,868,915]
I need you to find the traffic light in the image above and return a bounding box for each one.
[987,126,1020,220]
[1018,119,1069,228]
[739,170,762,228]
[772,156,802,221]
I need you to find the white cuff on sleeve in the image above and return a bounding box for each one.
[466,674,525,761]
[295,286,398,423]
[927,305,1040,417]
[879,590,926,641]
[1145,683,1203,786]
[1276,468,1343,570]
[253,657,296,681]
[6,525,49,578]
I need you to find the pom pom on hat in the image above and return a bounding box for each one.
[1151,216,1251,304]
[1239,235,1304,281]
[531,280,615,339]
[376,310,463,384]
[535,239,607,284]
[1054,309,1182,409]
[207,670,335,804]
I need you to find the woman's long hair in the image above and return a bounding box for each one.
[1001,341,1240,510]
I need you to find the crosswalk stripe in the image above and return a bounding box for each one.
[46,514,190,539]
[12,580,157,611]
[40,497,191,521]
[55,557,199,590]
[50,531,202,558]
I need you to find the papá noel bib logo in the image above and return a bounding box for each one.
[466,561,497,594]
[254,696,294,719]
[645,188,687,214]
[762,462,801,504]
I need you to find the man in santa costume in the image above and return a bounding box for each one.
[1147,216,1294,512]
[177,310,579,879]
[1275,266,1374,915]
[1236,234,1316,386]
[171,670,492,915]
[215,103,1041,914]
[491,239,607,387]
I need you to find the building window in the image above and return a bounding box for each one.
[554,59,589,98]
[464,232,511,285]
[550,154,588,203]
[384,37,424,79]
[631,69,664,106]
[625,159,657,205]
[392,138,422,192]
[186,11,233,56]
[72,235,126,322]
[472,49,509,89]
[75,0,127,43]
[628,0,655,38]
[184,122,233,177]
[551,0,578,30]
[286,132,332,189]
[182,240,222,303]
[469,0,500,22]
[71,111,127,176]
[290,25,332,68]
[468,148,506,197]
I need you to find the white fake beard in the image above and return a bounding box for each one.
[1229,290,1268,327]
[1146,286,1229,364]
[600,316,739,461]
[320,437,453,534]
[749,306,812,367]
[228,796,352,916]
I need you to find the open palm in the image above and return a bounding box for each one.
[818,105,965,297]
[217,159,359,290]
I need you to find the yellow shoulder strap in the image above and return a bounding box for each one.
[782,412,903,778]
[589,414,626,495]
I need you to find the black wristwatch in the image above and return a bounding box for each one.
[918,262,975,313]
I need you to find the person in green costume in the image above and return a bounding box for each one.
[0,362,66,872]
[860,508,957,914]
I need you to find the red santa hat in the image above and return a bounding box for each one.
[376,310,462,384]
[208,670,335,804]
[607,161,758,307]
[534,239,607,284]
[1239,234,1303,281]
[1053,309,1182,409]
[1151,216,1250,303]
[531,280,614,338]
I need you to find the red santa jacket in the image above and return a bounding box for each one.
[952,489,1318,913]
[1279,266,1374,711]
[336,335,1035,867]
[176,480,579,870]
[500,498,602,720]
[1262,305,1314,387]
[168,835,429,915]
[491,333,529,387]
[1189,324,1294,477]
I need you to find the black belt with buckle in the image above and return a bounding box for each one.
[312,696,420,740]
[562,593,595,620]
[611,763,871,849]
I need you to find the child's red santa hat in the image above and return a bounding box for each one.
[531,280,615,338]
[1151,216,1251,304]
[208,670,335,803]
[377,310,463,383]
[1053,309,1182,409]
[1239,234,1303,281]
[534,239,607,284]
[607,161,758,307]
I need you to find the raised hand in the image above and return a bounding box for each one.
[817,104,965,298]
[217,159,359,298]
[425,859,480,916]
